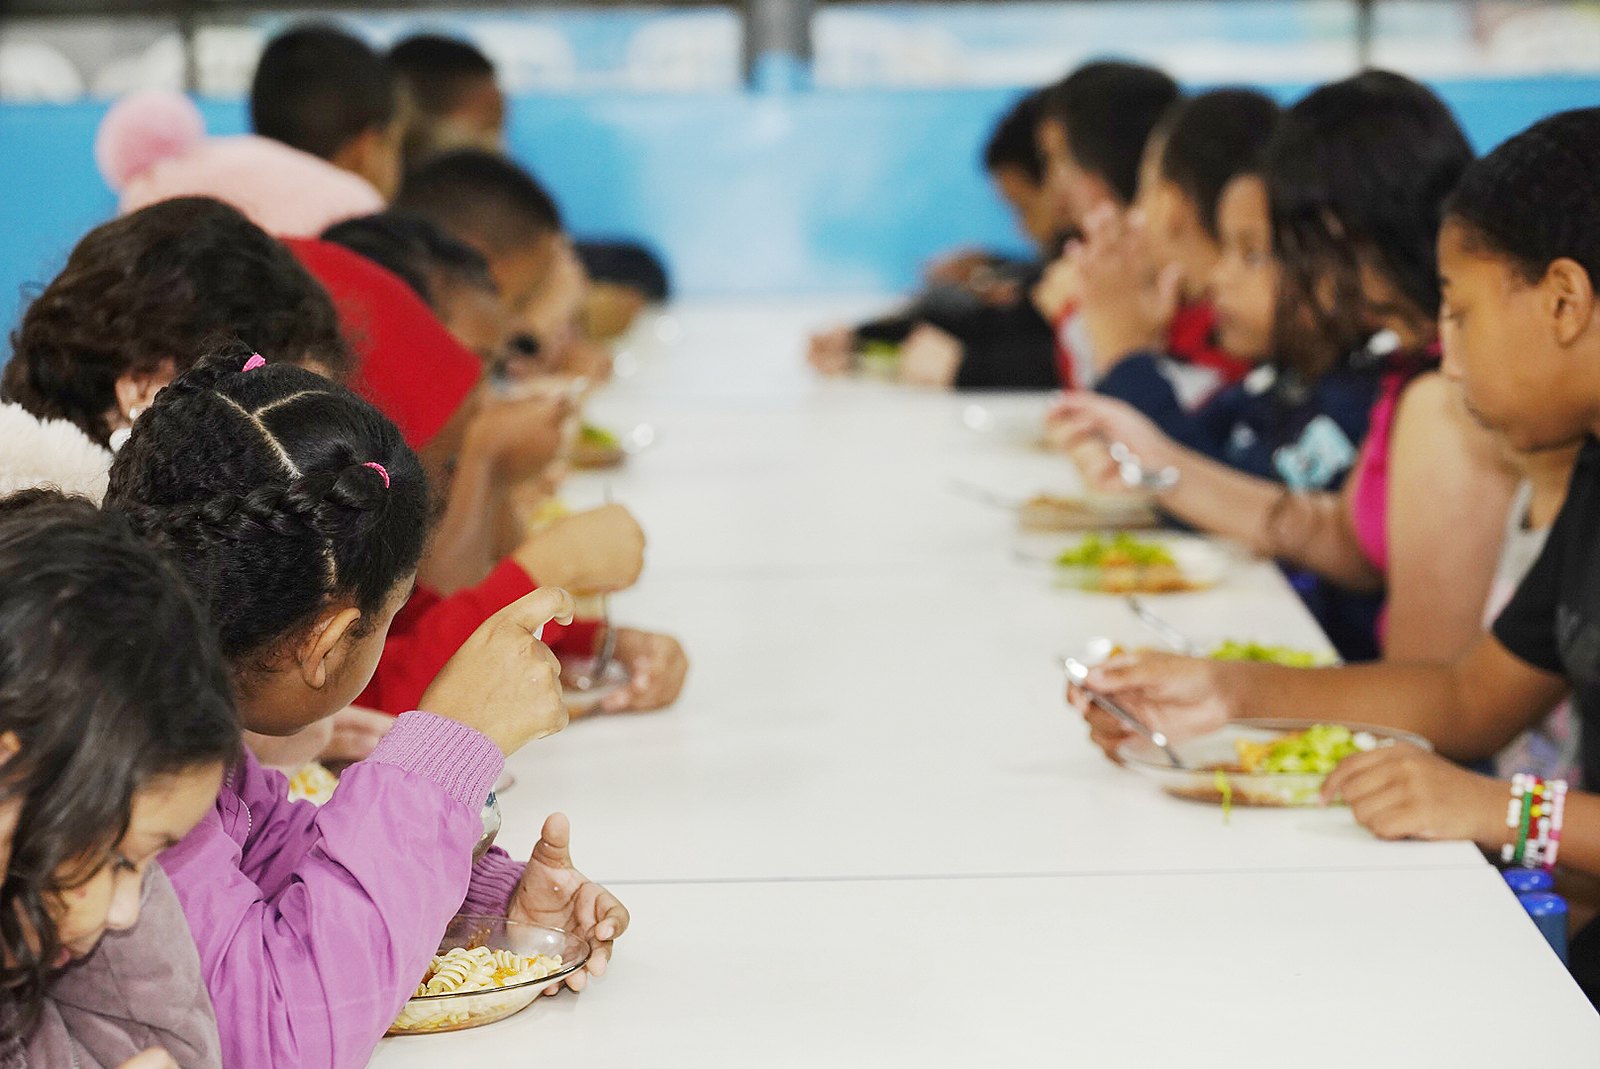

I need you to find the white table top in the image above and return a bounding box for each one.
[372,867,1598,1068]
[370,300,1597,1065]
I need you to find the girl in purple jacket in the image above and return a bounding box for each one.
[102,349,628,1069]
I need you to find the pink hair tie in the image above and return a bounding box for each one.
[363,461,390,488]
[242,353,266,371]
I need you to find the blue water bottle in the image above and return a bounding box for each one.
[1503,869,1554,895]
[1518,891,1569,963]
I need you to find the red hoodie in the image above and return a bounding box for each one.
[285,238,600,714]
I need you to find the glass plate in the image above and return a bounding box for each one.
[1118,718,1432,807]
[388,917,590,1036]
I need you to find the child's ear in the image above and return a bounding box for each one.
[1545,257,1597,347]
[0,732,20,768]
[112,359,178,421]
[295,606,364,691]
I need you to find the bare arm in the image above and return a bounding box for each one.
[1381,373,1518,660]
[1220,634,1569,761]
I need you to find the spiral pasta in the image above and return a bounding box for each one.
[390,945,566,1034]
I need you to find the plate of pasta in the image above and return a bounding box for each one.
[387,915,591,1036]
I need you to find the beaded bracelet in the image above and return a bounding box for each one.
[1502,774,1568,871]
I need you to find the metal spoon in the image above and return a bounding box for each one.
[1107,440,1179,493]
[1060,656,1187,769]
[1126,595,1203,656]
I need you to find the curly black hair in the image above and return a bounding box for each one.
[1266,70,1473,370]
[103,346,429,670]
[3,197,350,448]
[1445,107,1600,287]
[1040,60,1181,205]
[0,491,237,1038]
[1156,88,1281,240]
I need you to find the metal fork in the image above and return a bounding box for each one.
[1107,440,1179,493]
[1126,595,1203,656]
[583,483,619,685]
[1061,656,1186,769]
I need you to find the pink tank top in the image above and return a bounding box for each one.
[1350,369,1409,574]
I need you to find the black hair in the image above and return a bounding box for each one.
[0,491,237,1036]
[389,34,496,116]
[1445,107,1600,287]
[983,89,1047,185]
[393,150,563,256]
[103,346,429,669]
[322,212,496,308]
[1040,60,1181,204]
[575,240,671,303]
[1266,70,1473,367]
[251,24,397,161]
[1156,88,1281,239]
[3,197,350,448]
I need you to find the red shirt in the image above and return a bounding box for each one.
[1053,300,1250,394]
[358,558,603,716]
[284,238,482,450]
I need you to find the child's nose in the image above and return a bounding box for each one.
[104,869,145,933]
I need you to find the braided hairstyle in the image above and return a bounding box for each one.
[1446,108,1600,287]
[103,346,429,669]
[3,197,350,448]
[1265,70,1473,375]
[0,491,237,1037]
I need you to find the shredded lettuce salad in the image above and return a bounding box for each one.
[1055,532,1175,569]
[1210,640,1322,667]
[1237,724,1376,775]
[579,423,620,448]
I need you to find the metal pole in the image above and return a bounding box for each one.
[178,0,200,94]
[1355,0,1375,69]
[743,0,814,93]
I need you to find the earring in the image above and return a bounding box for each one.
[107,405,145,453]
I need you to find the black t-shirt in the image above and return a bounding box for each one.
[1493,435,1600,786]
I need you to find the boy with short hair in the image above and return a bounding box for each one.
[251,25,404,199]
[389,33,506,165]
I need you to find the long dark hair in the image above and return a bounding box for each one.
[1266,70,1473,375]
[103,346,430,669]
[3,197,350,448]
[0,491,238,1036]
[1157,88,1281,240]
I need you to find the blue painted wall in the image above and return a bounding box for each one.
[2,75,1599,342]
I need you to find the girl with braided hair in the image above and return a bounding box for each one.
[103,348,629,1069]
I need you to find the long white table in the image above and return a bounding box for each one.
[370,300,1599,1065]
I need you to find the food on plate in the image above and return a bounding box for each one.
[1231,723,1377,775]
[1208,640,1323,667]
[286,761,338,805]
[390,944,566,1034]
[1054,533,1198,594]
[1018,493,1158,532]
[571,423,626,470]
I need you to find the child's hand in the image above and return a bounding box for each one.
[513,504,645,596]
[1068,651,1235,762]
[1074,205,1182,372]
[465,393,575,483]
[422,587,576,755]
[897,324,963,389]
[1322,744,1508,844]
[1046,391,1177,493]
[1031,252,1082,321]
[117,1051,178,1069]
[598,628,688,713]
[807,327,856,376]
[508,813,629,993]
[244,721,336,773]
[320,705,395,764]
